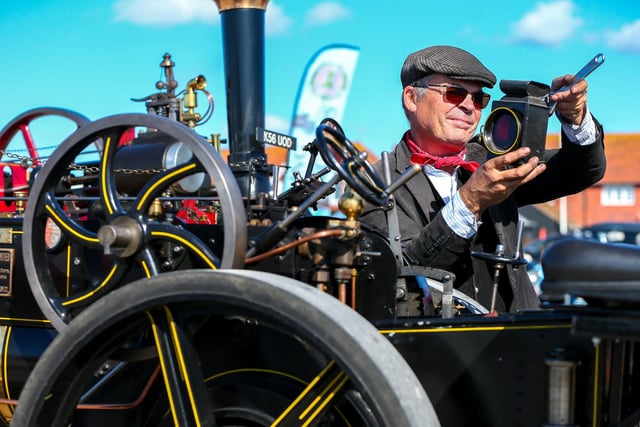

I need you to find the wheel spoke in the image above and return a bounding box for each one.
[0,107,89,155]
[272,360,349,427]
[132,161,202,214]
[139,247,161,277]
[98,131,126,217]
[23,114,246,330]
[17,123,42,163]
[60,262,128,309]
[13,271,438,426]
[147,306,215,427]
[44,193,101,249]
[147,223,221,270]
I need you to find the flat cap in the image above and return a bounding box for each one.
[401,45,496,88]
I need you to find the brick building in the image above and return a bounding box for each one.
[526,132,640,236]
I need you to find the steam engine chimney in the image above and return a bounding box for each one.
[213,0,271,198]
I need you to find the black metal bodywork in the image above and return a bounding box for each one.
[2,212,639,425]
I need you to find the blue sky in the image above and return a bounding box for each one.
[1,0,639,158]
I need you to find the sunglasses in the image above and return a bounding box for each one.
[413,83,491,110]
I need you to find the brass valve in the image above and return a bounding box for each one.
[338,190,364,222]
[181,75,207,127]
[14,191,27,215]
[184,75,207,109]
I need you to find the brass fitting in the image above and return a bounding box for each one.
[213,0,269,11]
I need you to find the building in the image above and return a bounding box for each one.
[524,132,640,238]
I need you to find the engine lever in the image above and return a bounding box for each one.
[303,140,320,179]
[514,219,524,266]
[471,219,527,314]
[276,167,331,203]
[280,173,340,228]
[310,166,331,180]
[381,152,409,315]
[246,173,341,258]
[381,152,403,267]
[382,152,392,186]
[384,164,423,196]
[546,53,605,115]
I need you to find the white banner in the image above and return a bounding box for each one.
[283,44,360,197]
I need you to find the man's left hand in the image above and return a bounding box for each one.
[550,74,588,125]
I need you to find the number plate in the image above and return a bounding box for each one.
[256,128,297,150]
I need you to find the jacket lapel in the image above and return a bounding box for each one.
[394,141,437,221]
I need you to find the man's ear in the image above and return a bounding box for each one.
[403,86,419,113]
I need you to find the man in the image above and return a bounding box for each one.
[360,45,605,312]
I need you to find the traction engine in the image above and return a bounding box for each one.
[0,1,638,426]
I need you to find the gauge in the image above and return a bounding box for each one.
[0,228,12,244]
[44,218,65,252]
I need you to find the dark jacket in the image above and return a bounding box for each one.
[360,118,605,312]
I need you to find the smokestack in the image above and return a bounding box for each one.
[213,0,271,198]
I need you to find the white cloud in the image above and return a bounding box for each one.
[265,114,290,133]
[113,0,217,26]
[266,2,293,36]
[510,0,582,46]
[113,0,293,37]
[304,2,351,27]
[605,19,640,53]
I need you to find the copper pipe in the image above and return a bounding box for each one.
[76,364,161,411]
[351,269,357,310]
[0,364,162,411]
[244,229,344,265]
[338,283,347,304]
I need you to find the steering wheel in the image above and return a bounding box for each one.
[315,121,387,206]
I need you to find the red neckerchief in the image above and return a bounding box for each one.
[405,132,479,173]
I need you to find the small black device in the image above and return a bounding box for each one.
[481,80,550,162]
[481,53,605,164]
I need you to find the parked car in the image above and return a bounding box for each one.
[524,233,573,264]
[578,222,640,245]
[524,234,579,294]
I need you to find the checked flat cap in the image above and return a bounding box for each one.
[401,45,496,88]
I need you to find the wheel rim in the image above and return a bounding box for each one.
[0,107,91,160]
[13,270,439,427]
[0,108,90,213]
[22,114,247,331]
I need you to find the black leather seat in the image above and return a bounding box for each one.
[541,238,640,306]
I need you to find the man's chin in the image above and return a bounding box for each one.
[446,132,473,145]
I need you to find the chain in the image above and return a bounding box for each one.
[0,148,165,175]
[228,156,267,169]
[0,149,38,167]
[68,163,165,175]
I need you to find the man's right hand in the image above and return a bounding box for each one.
[458,147,547,218]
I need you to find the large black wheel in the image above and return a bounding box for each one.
[22,114,247,330]
[12,270,439,426]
